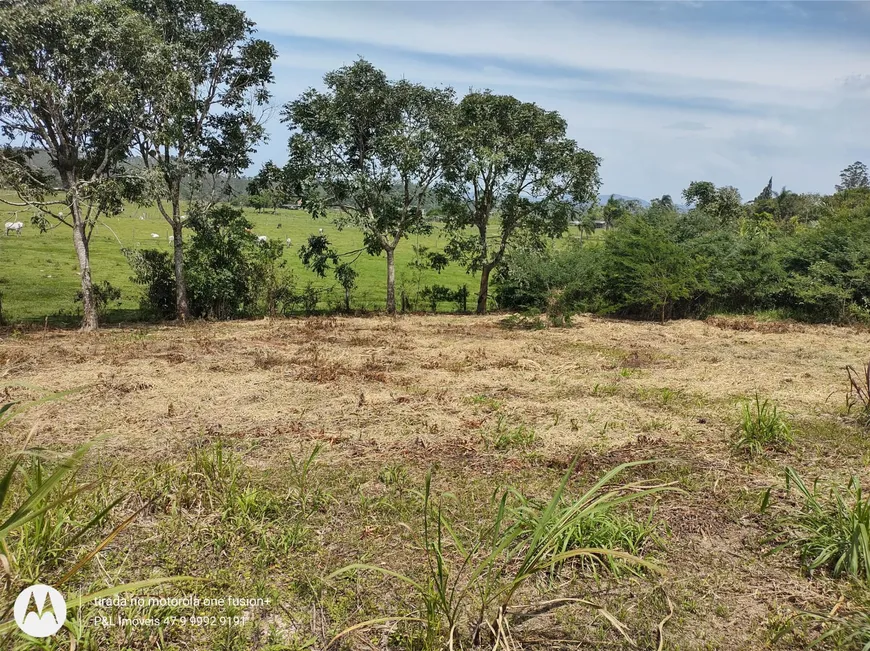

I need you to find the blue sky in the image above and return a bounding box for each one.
[232,0,870,202]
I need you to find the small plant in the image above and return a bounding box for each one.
[299,282,321,316]
[378,464,409,491]
[466,394,502,411]
[511,496,660,577]
[763,467,870,581]
[809,610,870,649]
[499,312,546,331]
[492,424,537,451]
[286,443,327,525]
[846,358,870,427]
[453,285,469,313]
[734,393,792,456]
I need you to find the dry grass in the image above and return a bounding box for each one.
[1,314,869,649]
[2,314,865,461]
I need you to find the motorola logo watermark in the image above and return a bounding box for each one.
[13,584,67,638]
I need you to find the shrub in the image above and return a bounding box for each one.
[420,284,453,313]
[734,394,792,456]
[251,239,296,316]
[777,208,870,323]
[299,282,322,315]
[184,204,261,319]
[127,248,176,319]
[545,288,572,327]
[496,239,600,313]
[75,280,122,318]
[600,216,705,323]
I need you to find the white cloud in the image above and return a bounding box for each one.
[237,1,869,199]
[244,2,870,90]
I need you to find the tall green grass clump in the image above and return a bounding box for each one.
[0,399,188,644]
[765,467,870,582]
[327,459,675,650]
[734,393,792,456]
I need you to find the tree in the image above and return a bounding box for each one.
[602,216,703,324]
[129,0,276,321]
[682,181,744,224]
[836,161,869,192]
[0,0,162,330]
[601,195,640,230]
[438,91,600,314]
[575,210,597,242]
[652,194,676,211]
[755,177,774,202]
[748,182,824,229]
[248,193,268,213]
[281,59,455,314]
[247,161,284,213]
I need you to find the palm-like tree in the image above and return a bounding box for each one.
[576,212,597,242]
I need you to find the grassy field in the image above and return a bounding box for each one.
[2,314,869,649]
[0,192,477,323]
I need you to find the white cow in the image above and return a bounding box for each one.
[151,233,160,239]
[257,235,268,243]
[285,238,292,246]
[168,235,174,244]
[318,228,324,235]
[4,221,23,236]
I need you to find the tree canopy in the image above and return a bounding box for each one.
[438,91,600,313]
[0,0,165,329]
[129,0,275,321]
[836,161,869,192]
[279,58,455,313]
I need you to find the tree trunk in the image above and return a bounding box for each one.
[170,193,190,322]
[172,218,190,321]
[385,247,396,315]
[476,264,492,315]
[72,216,98,331]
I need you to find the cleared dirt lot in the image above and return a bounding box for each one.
[2,314,869,650]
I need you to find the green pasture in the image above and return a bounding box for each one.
[0,193,478,323]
